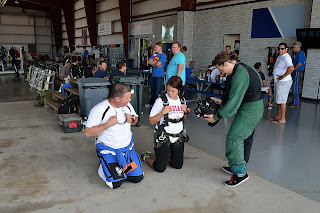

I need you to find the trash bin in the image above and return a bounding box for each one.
[77,78,112,118]
[113,76,144,126]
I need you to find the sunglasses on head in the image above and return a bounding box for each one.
[277,47,286,50]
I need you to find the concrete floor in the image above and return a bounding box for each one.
[1,74,320,212]
[141,84,320,203]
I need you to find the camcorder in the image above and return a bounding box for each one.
[194,97,221,127]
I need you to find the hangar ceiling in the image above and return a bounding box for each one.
[1,0,232,54]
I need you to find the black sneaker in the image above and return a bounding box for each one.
[222,166,233,175]
[141,151,151,162]
[224,173,249,187]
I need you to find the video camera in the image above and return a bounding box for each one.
[194,97,221,127]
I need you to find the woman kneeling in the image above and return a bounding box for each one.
[141,76,189,172]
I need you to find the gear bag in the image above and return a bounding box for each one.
[58,95,78,114]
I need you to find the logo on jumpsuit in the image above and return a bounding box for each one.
[115,166,123,176]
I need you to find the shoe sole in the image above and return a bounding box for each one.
[224,176,249,188]
[222,167,233,175]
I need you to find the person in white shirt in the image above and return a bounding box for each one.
[268,43,294,124]
[85,83,143,189]
[141,76,189,172]
[209,62,221,82]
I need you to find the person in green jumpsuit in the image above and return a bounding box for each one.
[204,51,263,187]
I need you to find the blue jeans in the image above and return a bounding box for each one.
[150,77,164,105]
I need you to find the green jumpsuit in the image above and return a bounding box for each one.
[213,63,264,175]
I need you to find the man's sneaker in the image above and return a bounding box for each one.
[145,104,152,108]
[222,166,233,175]
[141,151,151,161]
[224,173,249,187]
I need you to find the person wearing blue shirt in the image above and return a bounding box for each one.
[166,42,186,86]
[93,61,108,79]
[291,41,306,106]
[146,42,167,107]
[109,61,126,82]
[82,47,89,67]
[185,61,195,85]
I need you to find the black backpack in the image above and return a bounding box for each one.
[70,64,80,78]
[58,95,78,114]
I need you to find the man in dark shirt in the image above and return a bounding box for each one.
[109,61,126,81]
[70,56,80,78]
[93,61,108,79]
[254,62,273,110]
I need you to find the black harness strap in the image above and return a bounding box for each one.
[101,105,131,121]
[102,106,110,121]
[160,94,186,126]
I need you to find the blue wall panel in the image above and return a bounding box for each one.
[251,3,306,38]
[251,8,281,38]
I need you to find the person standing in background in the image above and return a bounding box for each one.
[268,43,294,124]
[146,42,167,107]
[181,46,187,54]
[290,41,306,107]
[82,47,89,67]
[166,42,186,87]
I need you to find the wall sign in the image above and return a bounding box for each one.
[130,20,153,35]
[98,22,112,36]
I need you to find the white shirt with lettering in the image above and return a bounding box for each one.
[150,94,184,143]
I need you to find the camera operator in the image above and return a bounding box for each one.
[203,51,263,187]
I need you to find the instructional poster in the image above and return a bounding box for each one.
[98,22,112,36]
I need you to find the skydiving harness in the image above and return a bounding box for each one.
[95,105,138,180]
[154,94,189,148]
[101,105,131,121]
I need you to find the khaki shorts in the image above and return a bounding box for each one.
[275,80,293,104]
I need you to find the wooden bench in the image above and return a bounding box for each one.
[45,99,61,114]
[64,87,79,96]
[68,78,78,89]
[52,92,67,101]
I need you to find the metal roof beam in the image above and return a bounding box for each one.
[84,0,97,47]
[52,8,63,51]
[181,0,197,11]
[119,0,130,58]
[62,1,75,51]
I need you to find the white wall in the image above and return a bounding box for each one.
[97,0,123,45]
[34,17,52,57]
[192,0,312,81]
[0,6,53,58]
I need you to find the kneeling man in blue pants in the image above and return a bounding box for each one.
[85,83,143,189]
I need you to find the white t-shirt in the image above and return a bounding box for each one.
[149,94,184,143]
[86,100,138,149]
[273,53,293,82]
[210,68,220,82]
[92,49,100,59]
